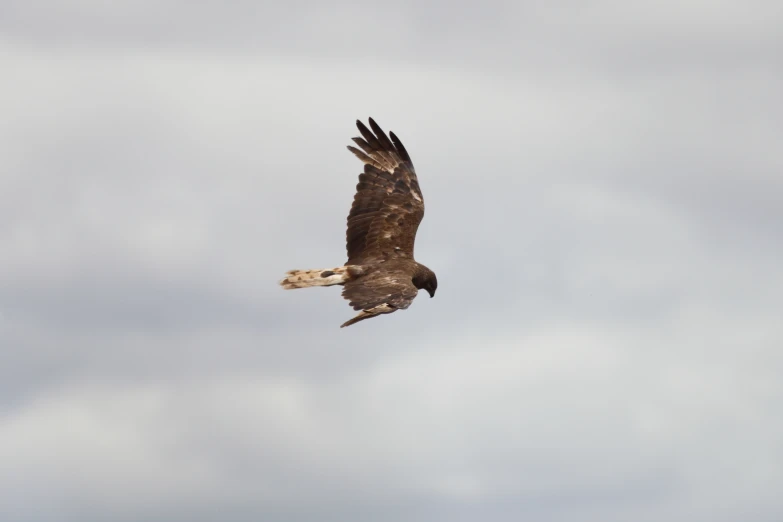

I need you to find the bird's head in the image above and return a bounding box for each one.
[425,276,437,298]
[413,265,437,298]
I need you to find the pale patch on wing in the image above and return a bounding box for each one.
[340,302,398,328]
[348,145,401,175]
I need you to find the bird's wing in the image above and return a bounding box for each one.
[342,269,419,311]
[340,269,419,327]
[345,118,425,265]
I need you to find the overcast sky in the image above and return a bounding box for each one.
[1,1,782,521]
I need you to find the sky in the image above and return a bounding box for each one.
[1,1,782,521]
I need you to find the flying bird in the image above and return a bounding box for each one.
[280,118,437,328]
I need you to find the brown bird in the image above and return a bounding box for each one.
[280,118,437,328]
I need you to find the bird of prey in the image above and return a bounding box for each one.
[280,118,437,328]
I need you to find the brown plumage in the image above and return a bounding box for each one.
[279,118,437,328]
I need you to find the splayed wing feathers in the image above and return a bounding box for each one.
[345,118,425,264]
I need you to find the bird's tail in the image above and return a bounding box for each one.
[279,266,351,289]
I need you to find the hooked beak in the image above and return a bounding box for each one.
[427,289,435,298]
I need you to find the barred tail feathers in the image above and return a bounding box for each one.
[279,267,350,289]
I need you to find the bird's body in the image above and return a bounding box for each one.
[279,118,437,328]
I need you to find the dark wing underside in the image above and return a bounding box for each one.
[345,118,425,265]
[341,269,419,311]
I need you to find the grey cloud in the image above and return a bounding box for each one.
[1,1,783,521]
[2,1,781,72]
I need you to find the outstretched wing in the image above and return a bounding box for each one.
[345,118,425,265]
[340,269,419,327]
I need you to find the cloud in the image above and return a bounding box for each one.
[1,1,782,521]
